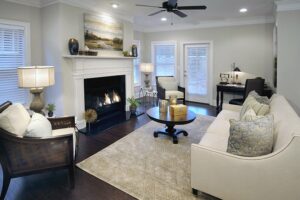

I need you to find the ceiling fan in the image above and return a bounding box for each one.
[136,0,207,18]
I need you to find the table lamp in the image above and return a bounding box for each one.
[140,63,154,88]
[18,66,55,114]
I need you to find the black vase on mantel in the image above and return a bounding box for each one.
[68,38,79,55]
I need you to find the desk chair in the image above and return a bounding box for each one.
[229,78,265,105]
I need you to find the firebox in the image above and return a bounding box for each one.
[84,75,126,132]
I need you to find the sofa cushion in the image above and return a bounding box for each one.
[165,91,184,99]
[199,133,229,152]
[240,96,270,119]
[241,108,262,121]
[158,77,178,91]
[0,103,30,136]
[25,113,52,138]
[227,115,274,157]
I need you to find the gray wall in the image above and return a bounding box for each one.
[277,10,300,114]
[141,23,274,103]
[0,1,42,65]
[42,3,134,116]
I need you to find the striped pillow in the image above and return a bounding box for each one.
[240,96,270,119]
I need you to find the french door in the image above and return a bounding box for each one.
[184,43,210,103]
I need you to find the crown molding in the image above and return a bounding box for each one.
[276,0,300,11]
[4,0,42,7]
[134,16,275,33]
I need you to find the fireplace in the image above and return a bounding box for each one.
[84,75,126,132]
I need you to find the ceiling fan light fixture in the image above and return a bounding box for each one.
[111,3,119,9]
[161,17,167,21]
[239,8,248,13]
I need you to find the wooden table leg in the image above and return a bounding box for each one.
[216,89,220,113]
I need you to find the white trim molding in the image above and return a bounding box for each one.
[134,16,274,33]
[276,0,300,11]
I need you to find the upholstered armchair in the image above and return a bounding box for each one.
[0,101,76,199]
[156,76,186,104]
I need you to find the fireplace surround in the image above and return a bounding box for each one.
[64,55,134,129]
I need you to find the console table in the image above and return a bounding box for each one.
[216,83,273,113]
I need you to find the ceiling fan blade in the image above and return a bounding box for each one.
[148,10,166,16]
[177,6,207,10]
[168,0,178,7]
[172,10,187,18]
[136,4,162,8]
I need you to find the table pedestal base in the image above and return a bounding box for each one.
[154,125,188,144]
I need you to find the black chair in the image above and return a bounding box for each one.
[229,78,265,105]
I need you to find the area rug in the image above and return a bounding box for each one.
[77,115,216,200]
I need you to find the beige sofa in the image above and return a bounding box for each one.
[191,94,300,200]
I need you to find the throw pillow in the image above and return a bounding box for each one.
[241,108,261,121]
[240,96,270,119]
[227,114,274,157]
[0,103,31,136]
[248,91,270,105]
[25,113,52,138]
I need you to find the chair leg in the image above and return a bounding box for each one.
[69,165,75,189]
[1,170,11,200]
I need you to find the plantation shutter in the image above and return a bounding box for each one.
[154,44,176,76]
[0,23,27,104]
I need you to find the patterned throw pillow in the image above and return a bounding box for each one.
[240,96,270,119]
[248,91,270,105]
[227,115,274,157]
[241,108,262,121]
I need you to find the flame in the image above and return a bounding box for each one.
[104,93,111,105]
[112,90,120,103]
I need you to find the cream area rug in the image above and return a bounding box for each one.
[77,115,216,200]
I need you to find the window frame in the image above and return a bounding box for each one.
[151,41,177,84]
[0,19,31,104]
[133,40,141,87]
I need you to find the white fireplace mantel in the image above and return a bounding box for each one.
[63,55,134,129]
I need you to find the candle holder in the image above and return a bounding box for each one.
[169,95,177,106]
[159,99,169,113]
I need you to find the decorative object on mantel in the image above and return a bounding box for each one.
[84,14,123,51]
[46,103,56,117]
[140,63,154,88]
[132,44,138,57]
[68,38,79,55]
[78,50,98,56]
[18,66,55,115]
[127,96,140,116]
[85,109,97,133]
[123,51,130,57]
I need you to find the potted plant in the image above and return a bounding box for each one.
[46,104,56,117]
[127,96,140,115]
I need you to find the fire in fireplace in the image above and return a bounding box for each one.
[84,75,126,132]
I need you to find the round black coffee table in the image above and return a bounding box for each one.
[146,107,196,144]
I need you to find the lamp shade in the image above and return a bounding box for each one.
[140,63,154,73]
[233,67,241,72]
[18,66,55,88]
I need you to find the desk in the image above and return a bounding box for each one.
[216,84,273,113]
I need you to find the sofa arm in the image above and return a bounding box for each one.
[191,136,300,200]
[222,103,242,112]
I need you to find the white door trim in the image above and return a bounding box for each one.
[180,41,214,105]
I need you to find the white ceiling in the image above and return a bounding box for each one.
[6,0,278,31]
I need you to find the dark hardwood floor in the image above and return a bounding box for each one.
[0,102,216,200]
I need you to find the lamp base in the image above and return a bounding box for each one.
[30,88,45,114]
[144,73,151,88]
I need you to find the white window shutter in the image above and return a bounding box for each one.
[0,24,27,104]
[154,44,176,77]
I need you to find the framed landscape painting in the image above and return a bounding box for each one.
[84,14,123,51]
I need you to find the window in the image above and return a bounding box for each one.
[133,40,141,86]
[152,42,176,77]
[0,20,30,104]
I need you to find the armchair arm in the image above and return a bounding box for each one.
[0,129,74,176]
[156,82,166,99]
[48,116,75,130]
[178,86,185,93]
